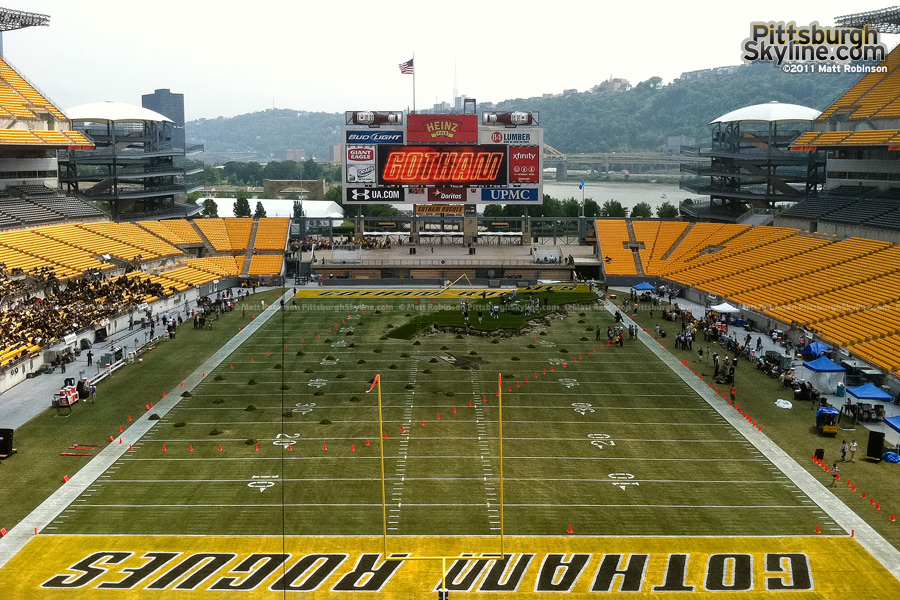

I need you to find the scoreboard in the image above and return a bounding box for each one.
[342,111,542,205]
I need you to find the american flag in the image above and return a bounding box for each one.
[399,58,414,75]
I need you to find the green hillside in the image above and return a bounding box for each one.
[186,65,859,161]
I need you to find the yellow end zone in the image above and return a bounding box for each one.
[292,284,590,299]
[1,535,897,598]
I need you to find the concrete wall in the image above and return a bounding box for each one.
[775,216,900,245]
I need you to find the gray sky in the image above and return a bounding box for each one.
[5,0,897,121]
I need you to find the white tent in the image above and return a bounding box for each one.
[710,302,739,313]
[801,356,846,395]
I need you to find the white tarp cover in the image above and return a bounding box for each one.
[801,358,845,395]
[775,399,793,409]
[710,302,739,313]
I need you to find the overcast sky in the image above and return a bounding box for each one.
[5,1,897,121]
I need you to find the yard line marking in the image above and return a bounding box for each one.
[63,503,820,509]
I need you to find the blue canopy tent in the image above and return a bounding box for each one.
[801,356,845,394]
[886,415,900,435]
[632,282,655,291]
[801,342,831,359]
[846,382,893,402]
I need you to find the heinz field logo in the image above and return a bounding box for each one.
[347,148,374,162]
[424,119,460,139]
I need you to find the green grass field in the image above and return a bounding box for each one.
[3,286,900,598]
[35,291,832,539]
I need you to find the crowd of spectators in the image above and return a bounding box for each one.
[0,273,168,366]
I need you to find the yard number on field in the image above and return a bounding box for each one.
[247,475,279,492]
[609,472,639,491]
[572,402,594,414]
[273,433,300,447]
[587,433,615,450]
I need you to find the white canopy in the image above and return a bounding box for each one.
[710,302,739,313]
[710,101,821,124]
[65,101,174,124]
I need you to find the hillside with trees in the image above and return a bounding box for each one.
[186,64,858,160]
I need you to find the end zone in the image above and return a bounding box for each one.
[3,535,897,597]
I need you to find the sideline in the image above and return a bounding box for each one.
[607,301,900,582]
[0,290,294,570]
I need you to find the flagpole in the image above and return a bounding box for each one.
[412,52,416,113]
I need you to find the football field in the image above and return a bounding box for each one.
[1,286,899,598]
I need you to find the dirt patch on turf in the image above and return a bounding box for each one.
[446,354,487,370]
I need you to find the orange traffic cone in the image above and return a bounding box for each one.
[401,426,405,434]
[567,524,573,534]
[815,525,821,534]
[189,444,194,452]
[516,382,520,388]
[127,415,132,422]
[287,445,292,451]
[254,444,258,452]
[852,484,856,491]
[351,444,355,452]
[230,364,234,369]
[181,381,184,387]
[891,513,896,522]
[162,444,167,451]
[468,401,473,408]
[383,433,387,439]
[437,413,441,420]
[875,502,880,510]
[109,436,114,442]
[323,443,328,451]
[218,444,223,452]
[846,480,852,487]
[128,444,133,451]
[119,437,123,444]
[421,420,425,426]
[863,491,867,499]
[63,475,69,482]
[483,396,487,402]
[366,439,370,446]
[452,407,457,413]
[118,425,123,433]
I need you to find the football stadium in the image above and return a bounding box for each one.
[3,5,900,600]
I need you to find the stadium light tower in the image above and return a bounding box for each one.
[835,6,900,33]
[0,7,50,57]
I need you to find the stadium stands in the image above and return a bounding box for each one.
[248,255,284,276]
[817,45,900,120]
[224,218,253,250]
[0,57,66,120]
[254,218,290,251]
[80,222,182,258]
[195,218,235,251]
[595,220,637,275]
[138,219,203,246]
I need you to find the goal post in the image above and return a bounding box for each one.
[366,372,507,593]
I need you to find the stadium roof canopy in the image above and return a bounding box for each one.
[711,102,821,125]
[65,101,173,124]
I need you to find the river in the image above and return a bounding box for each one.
[542,180,696,213]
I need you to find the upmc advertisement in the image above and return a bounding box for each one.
[342,111,542,204]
